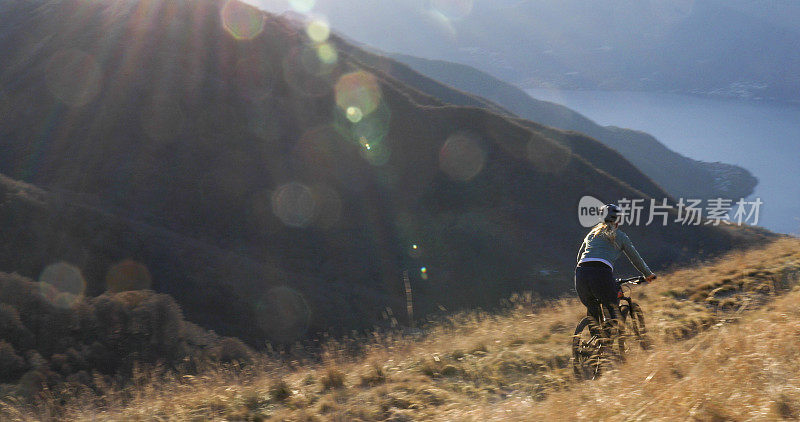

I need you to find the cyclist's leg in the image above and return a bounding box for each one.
[575,266,603,326]
[586,300,602,327]
[587,267,624,340]
[599,291,627,359]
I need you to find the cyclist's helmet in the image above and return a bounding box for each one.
[603,204,622,223]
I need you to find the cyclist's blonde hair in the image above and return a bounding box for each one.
[589,221,618,248]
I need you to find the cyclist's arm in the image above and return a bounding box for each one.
[619,232,654,277]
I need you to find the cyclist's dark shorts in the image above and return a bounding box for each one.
[574,261,618,310]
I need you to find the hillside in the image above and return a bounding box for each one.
[0,271,253,400]
[2,237,798,420]
[0,0,774,349]
[385,53,758,201]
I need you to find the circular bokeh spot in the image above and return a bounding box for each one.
[256,286,311,343]
[439,132,486,181]
[346,106,363,123]
[526,139,573,174]
[272,182,316,228]
[39,262,86,308]
[298,42,336,76]
[431,0,474,20]
[282,45,335,97]
[221,0,265,40]
[106,259,153,292]
[45,49,102,106]
[345,101,391,146]
[316,42,338,65]
[335,71,382,117]
[306,19,330,43]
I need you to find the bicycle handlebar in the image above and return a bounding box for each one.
[617,275,647,285]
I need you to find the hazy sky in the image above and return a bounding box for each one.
[242,0,800,102]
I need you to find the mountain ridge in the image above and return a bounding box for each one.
[386,53,758,201]
[252,0,800,103]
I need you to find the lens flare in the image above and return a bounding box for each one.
[306,19,330,43]
[359,136,391,166]
[409,244,422,258]
[38,262,86,308]
[45,49,102,106]
[335,98,392,166]
[351,106,390,144]
[316,42,338,65]
[272,182,316,228]
[346,106,363,123]
[106,259,153,292]
[335,71,382,117]
[431,0,474,20]
[221,0,265,40]
[439,132,486,181]
[425,8,457,41]
[256,286,311,343]
[299,43,336,76]
[526,139,572,174]
[289,0,315,13]
[282,46,334,97]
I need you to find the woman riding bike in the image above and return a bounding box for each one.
[575,204,657,332]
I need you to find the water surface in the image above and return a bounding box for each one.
[527,89,800,235]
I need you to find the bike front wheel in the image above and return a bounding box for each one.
[621,302,652,351]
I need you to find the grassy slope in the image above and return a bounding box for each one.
[4,237,798,421]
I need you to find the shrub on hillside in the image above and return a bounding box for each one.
[214,337,252,363]
[0,341,27,382]
[0,272,252,397]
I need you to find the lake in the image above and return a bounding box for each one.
[527,89,800,235]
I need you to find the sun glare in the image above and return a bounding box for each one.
[221,0,265,40]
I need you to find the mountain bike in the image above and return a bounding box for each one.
[572,275,652,379]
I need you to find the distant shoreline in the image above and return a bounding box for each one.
[519,85,800,108]
[525,88,800,236]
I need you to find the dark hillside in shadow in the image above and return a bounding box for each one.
[384,53,758,201]
[0,0,773,349]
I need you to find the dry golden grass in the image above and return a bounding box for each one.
[2,237,799,421]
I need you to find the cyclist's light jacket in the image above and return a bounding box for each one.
[577,229,654,277]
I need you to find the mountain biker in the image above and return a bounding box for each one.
[575,204,657,331]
